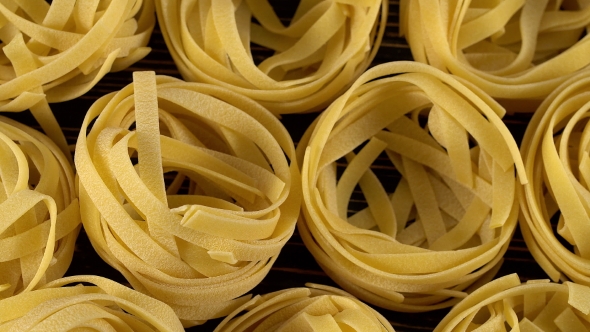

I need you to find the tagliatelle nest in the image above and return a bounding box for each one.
[400,0,590,112]
[0,116,79,299]
[298,61,527,312]
[214,284,395,331]
[156,0,387,115]
[434,274,590,331]
[519,70,590,285]
[75,72,301,326]
[0,0,154,154]
[0,276,185,332]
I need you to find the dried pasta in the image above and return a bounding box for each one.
[0,0,154,155]
[0,275,185,332]
[0,115,79,299]
[156,0,387,115]
[435,273,590,331]
[214,284,395,331]
[519,70,590,285]
[298,61,527,312]
[400,0,590,112]
[75,71,301,326]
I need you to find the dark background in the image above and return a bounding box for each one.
[5,1,546,330]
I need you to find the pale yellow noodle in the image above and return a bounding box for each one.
[214,284,395,331]
[298,61,527,312]
[519,69,590,285]
[400,0,590,113]
[0,275,184,332]
[155,0,387,115]
[75,71,301,326]
[435,273,590,332]
[0,115,79,299]
[0,0,154,156]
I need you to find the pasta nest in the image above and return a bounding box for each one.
[434,274,590,331]
[0,276,184,332]
[0,116,79,299]
[156,0,387,115]
[519,70,590,285]
[298,61,527,312]
[214,284,395,331]
[400,0,590,112]
[75,72,301,326]
[0,0,154,153]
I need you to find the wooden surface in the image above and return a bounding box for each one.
[5,1,549,331]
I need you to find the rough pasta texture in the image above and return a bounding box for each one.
[0,0,154,155]
[0,116,79,299]
[75,71,301,326]
[435,274,590,331]
[214,284,395,331]
[0,275,185,332]
[519,70,590,285]
[400,0,590,112]
[156,0,386,115]
[298,61,527,312]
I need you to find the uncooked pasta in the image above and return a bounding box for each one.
[435,274,590,331]
[75,71,301,326]
[0,0,154,155]
[400,0,590,112]
[214,284,395,331]
[156,0,387,114]
[0,275,184,332]
[519,69,590,285]
[0,115,79,299]
[298,61,527,312]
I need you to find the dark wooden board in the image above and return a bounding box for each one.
[5,1,549,331]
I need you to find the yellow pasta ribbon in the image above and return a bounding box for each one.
[0,275,184,332]
[75,71,301,326]
[298,61,527,312]
[155,0,387,114]
[519,69,590,285]
[435,274,590,331]
[400,0,590,112]
[214,284,395,332]
[0,115,79,299]
[0,0,154,156]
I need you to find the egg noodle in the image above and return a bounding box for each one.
[0,275,185,332]
[400,0,590,112]
[0,116,79,299]
[435,273,590,331]
[156,0,387,114]
[75,71,301,326]
[214,284,395,331]
[519,70,590,285]
[0,0,154,156]
[298,61,527,312]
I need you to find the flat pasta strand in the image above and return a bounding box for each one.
[400,0,590,113]
[519,69,590,285]
[0,275,184,332]
[298,61,527,312]
[155,0,387,114]
[213,284,395,332]
[75,71,301,326]
[0,0,154,156]
[435,273,590,332]
[0,115,79,299]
